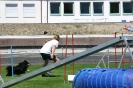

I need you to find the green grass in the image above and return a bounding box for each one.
[0,63,97,88]
[0,63,131,88]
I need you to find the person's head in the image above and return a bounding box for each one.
[53,35,60,41]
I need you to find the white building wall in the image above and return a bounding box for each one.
[42,0,47,23]
[0,1,41,23]
[47,0,133,23]
[0,0,133,23]
[107,1,133,22]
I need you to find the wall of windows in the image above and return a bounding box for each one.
[0,0,133,23]
[47,1,133,23]
[0,1,41,23]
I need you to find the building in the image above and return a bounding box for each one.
[0,0,133,23]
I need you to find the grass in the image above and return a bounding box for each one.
[0,63,97,88]
[0,63,131,88]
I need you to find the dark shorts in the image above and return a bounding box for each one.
[40,53,56,60]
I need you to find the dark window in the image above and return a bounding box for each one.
[93,2,103,14]
[110,3,119,13]
[80,2,90,14]
[123,2,132,13]
[50,3,60,14]
[64,3,73,14]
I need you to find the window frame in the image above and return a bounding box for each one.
[80,2,91,16]
[63,2,74,16]
[109,2,120,16]
[23,3,35,18]
[5,3,18,18]
[93,2,104,16]
[50,2,61,16]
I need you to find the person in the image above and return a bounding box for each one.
[40,34,60,77]
[123,25,133,32]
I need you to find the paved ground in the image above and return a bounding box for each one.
[1,47,132,67]
[0,35,132,66]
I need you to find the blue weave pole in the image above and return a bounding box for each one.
[10,46,14,77]
[73,68,133,88]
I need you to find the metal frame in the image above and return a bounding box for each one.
[0,36,133,88]
[0,76,4,84]
[96,49,109,68]
[118,37,133,68]
[108,37,133,68]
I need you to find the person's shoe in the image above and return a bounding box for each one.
[46,71,53,76]
[41,74,48,77]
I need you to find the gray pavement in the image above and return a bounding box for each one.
[1,47,131,54]
[1,47,133,66]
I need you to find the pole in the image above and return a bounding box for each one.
[114,32,117,68]
[122,32,124,68]
[72,34,74,75]
[10,46,14,77]
[64,34,68,83]
[0,45,1,75]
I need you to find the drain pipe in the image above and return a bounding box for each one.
[47,0,48,23]
[40,0,42,23]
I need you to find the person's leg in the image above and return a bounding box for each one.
[44,54,54,76]
[40,53,50,77]
[44,55,59,76]
[40,53,49,67]
[42,59,50,77]
[43,59,49,67]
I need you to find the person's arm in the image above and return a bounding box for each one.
[51,45,56,59]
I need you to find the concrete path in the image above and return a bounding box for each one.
[1,47,132,55]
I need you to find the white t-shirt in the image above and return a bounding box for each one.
[40,39,59,54]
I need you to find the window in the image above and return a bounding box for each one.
[80,2,90,16]
[93,2,104,16]
[110,2,120,15]
[123,2,133,15]
[23,4,35,18]
[63,2,74,16]
[6,4,18,17]
[50,2,61,16]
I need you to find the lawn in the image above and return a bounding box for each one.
[0,63,128,88]
[0,63,97,88]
